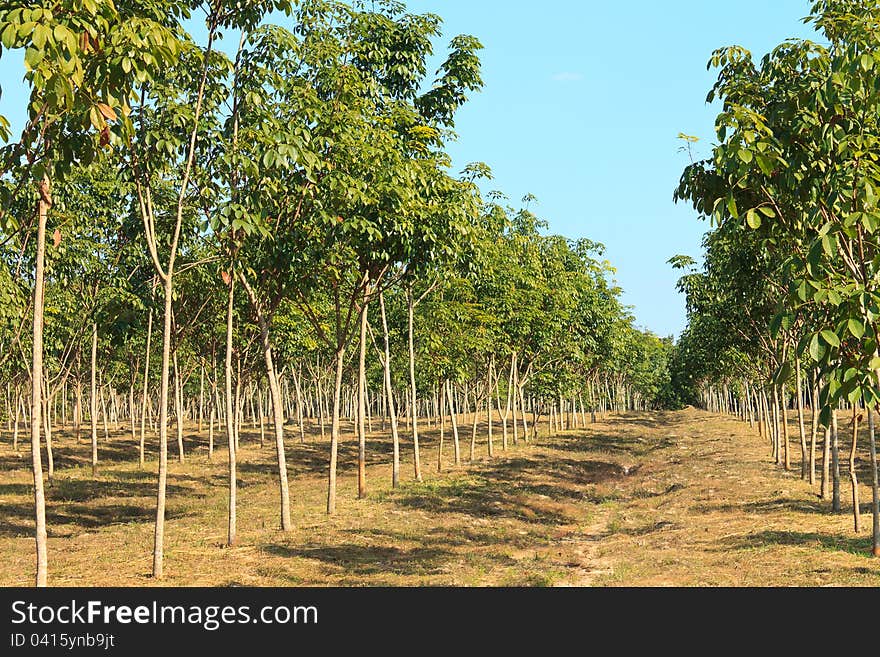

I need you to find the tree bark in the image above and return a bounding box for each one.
[90,322,98,475]
[30,177,50,586]
[809,375,819,486]
[832,410,841,513]
[139,305,153,469]
[173,350,185,463]
[357,287,369,498]
[406,286,422,482]
[867,405,880,557]
[849,407,861,533]
[224,275,237,546]
[239,274,291,530]
[379,292,400,487]
[326,345,346,514]
[795,363,807,479]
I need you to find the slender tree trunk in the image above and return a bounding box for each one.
[139,306,153,469]
[447,380,460,466]
[100,381,109,443]
[327,345,346,514]
[821,424,832,501]
[380,294,400,487]
[208,385,215,461]
[173,351,184,463]
[30,178,50,586]
[781,386,790,471]
[13,388,21,452]
[90,322,98,475]
[809,376,819,486]
[849,407,861,533]
[198,365,204,434]
[486,363,494,458]
[293,368,305,444]
[437,380,445,472]
[795,364,807,479]
[129,384,136,447]
[867,406,880,557]
[519,384,530,443]
[470,388,479,461]
[511,353,519,445]
[832,410,841,513]
[406,286,422,482]
[772,386,782,465]
[41,380,53,483]
[357,287,369,498]
[224,276,237,546]
[257,386,265,448]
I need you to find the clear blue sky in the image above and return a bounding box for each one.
[400,0,818,338]
[0,1,820,337]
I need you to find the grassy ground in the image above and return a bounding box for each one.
[0,408,878,586]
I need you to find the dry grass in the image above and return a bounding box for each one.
[0,408,878,586]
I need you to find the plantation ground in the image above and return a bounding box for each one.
[1,408,879,586]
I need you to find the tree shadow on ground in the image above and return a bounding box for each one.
[262,543,453,577]
[0,499,193,538]
[389,453,624,526]
[0,473,204,538]
[694,497,876,517]
[720,530,871,556]
[343,525,537,550]
[544,432,674,458]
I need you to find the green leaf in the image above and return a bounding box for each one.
[809,333,823,362]
[745,209,761,229]
[820,329,840,348]
[0,24,16,49]
[726,195,738,219]
[847,318,865,339]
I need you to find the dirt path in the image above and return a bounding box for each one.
[575,408,880,586]
[1,408,878,586]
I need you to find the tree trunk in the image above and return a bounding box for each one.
[406,286,422,482]
[30,178,50,586]
[379,293,400,487]
[173,351,185,463]
[809,375,819,486]
[139,305,153,469]
[849,407,861,533]
[821,424,831,501]
[832,410,841,513]
[486,363,494,458]
[470,388,479,461]
[326,345,346,514]
[447,380,460,466]
[293,367,305,444]
[437,380,445,472]
[780,386,790,471]
[357,287,369,498]
[90,322,98,475]
[13,388,21,452]
[795,363,807,479]
[867,405,880,557]
[198,365,204,434]
[224,275,237,546]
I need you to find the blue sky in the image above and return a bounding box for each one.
[0,1,820,337]
[399,0,818,337]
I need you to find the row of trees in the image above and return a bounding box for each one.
[0,0,671,585]
[672,0,880,556]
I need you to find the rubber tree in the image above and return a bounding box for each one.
[0,0,179,586]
